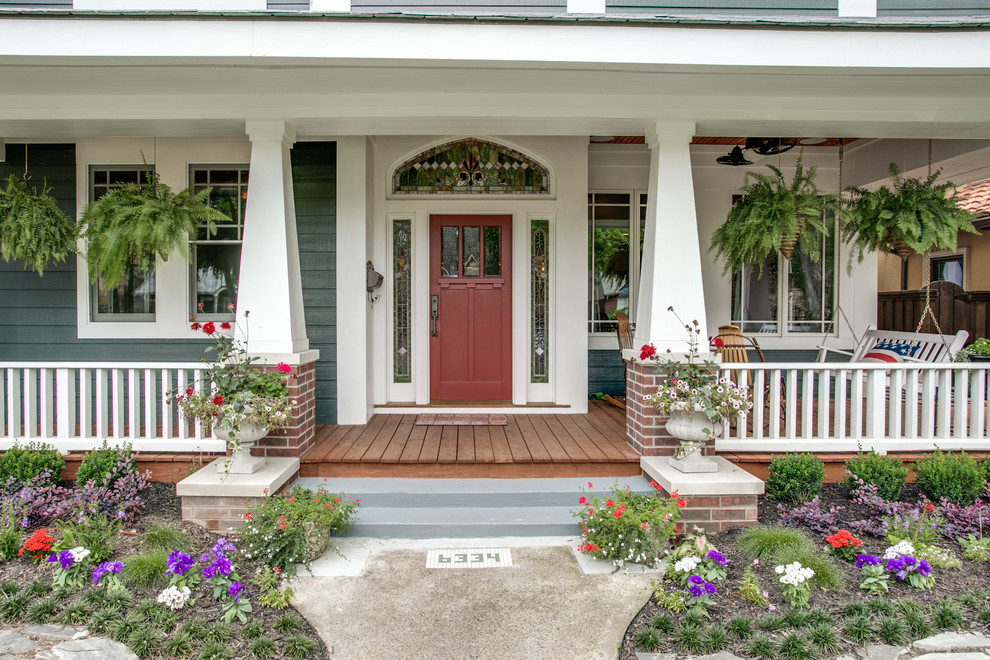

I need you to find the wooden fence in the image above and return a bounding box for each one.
[879,281,990,342]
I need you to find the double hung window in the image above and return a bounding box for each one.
[189,167,248,317]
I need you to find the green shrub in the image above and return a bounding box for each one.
[0,441,65,488]
[765,453,825,503]
[913,450,984,505]
[746,633,777,660]
[76,443,136,489]
[140,523,196,553]
[980,457,990,486]
[842,451,909,501]
[737,526,814,560]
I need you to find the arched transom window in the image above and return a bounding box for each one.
[392,138,550,194]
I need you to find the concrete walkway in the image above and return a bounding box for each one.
[291,537,657,660]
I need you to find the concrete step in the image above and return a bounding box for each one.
[290,475,654,538]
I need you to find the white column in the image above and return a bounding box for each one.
[633,123,709,354]
[335,137,372,424]
[237,121,309,355]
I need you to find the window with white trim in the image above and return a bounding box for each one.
[189,167,248,317]
[90,167,155,322]
[731,207,837,335]
[588,191,646,333]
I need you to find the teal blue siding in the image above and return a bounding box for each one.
[292,142,337,425]
[352,0,566,12]
[878,0,990,13]
[588,349,626,396]
[0,144,206,363]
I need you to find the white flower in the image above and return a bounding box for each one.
[69,547,90,563]
[674,556,701,573]
[156,586,192,611]
[883,540,915,560]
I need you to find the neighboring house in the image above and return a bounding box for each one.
[2,0,990,459]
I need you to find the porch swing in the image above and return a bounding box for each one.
[816,139,971,366]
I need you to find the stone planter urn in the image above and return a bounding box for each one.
[666,406,722,474]
[302,521,331,561]
[215,419,268,475]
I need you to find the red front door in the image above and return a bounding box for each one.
[430,215,512,401]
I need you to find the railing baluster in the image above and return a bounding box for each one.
[193,370,206,440]
[936,369,952,438]
[888,368,903,439]
[817,369,830,440]
[23,368,38,439]
[111,369,124,439]
[801,368,813,439]
[865,369,885,439]
[904,368,920,439]
[850,367,863,439]
[144,369,156,439]
[39,368,55,438]
[177,369,191,440]
[752,369,765,440]
[0,369,5,437]
[128,369,141,441]
[95,368,108,439]
[768,369,781,439]
[969,369,985,440]
[161,369,174,440]
[920,369,936,438]
[953,368,968,439]
[784,369,798,438]
[55,368,76,439]
[79,368,93,439]
[835,369,848,440]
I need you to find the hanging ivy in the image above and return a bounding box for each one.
[709,155,829,276]
[80,170,233,289]
[0,175,78,275]
[843,164,978,264]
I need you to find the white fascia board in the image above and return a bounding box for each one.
[1,19,990,70]
[74,0,267,9]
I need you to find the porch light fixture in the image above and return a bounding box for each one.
[715,146,753,166]
[745,137,799,156]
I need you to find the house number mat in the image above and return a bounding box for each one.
[426,548,512,569]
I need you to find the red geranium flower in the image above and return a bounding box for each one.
[202,321,216,335]
[220,322,231,330]
[277,362,291,374]
[578,496,586,505]
[605,499,614,507]
[190,322,201,331]
[212,395,224,406]
[676,499,685,508]
[639,344,657,360]
[713,337,724,348]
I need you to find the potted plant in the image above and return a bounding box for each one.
[710,155,829,274]
[964,337,990,362]
[843,164,977,264]
[170,312,295,474]
[79,169,232,288]
[641,307,752,473]
[0,175,77,275]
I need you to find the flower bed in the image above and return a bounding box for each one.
[620,481,990,660]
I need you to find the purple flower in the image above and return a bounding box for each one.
[856,554,880,568]
[688,584,703,597]
[706,550,728,567]
[91,561,123,585]
[20,517,29,528]
[211,538,236,555]
[54,550,73,570]
[116,510,127,519]
[704,582,716,595]
[917,559,932,578]
[228,581,244,602]
[166,552,194,576]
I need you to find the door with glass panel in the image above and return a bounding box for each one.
[429,215,512,401]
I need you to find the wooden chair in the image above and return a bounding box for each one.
[615,312,635,354]
[712,324,765,389]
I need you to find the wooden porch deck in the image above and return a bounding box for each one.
[299,400,641,478]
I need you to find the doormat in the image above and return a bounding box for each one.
[426,548,512,569]
[415,413,508,426]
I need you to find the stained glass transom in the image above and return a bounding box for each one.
[531,219,550,384]
[393,139,550,195]
[393,219,412,383]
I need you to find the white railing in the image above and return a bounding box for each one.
[0,363,225,453]
[716,362,990,453]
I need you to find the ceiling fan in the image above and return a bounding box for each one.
[715,137,800,166]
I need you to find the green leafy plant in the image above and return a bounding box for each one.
[76,443,137,489]
[745,633,777,660]
[273,611,302,633]
[26,597,58,624]
[738,561,769,606]
[57,599,91,626]
[809,624,843,656]
[252,568,294,609]
[913,449,984,506]
[571,479,681,571]
[774,547,844,590]
[140,523,196,553]
[843,164,977,264]
[876,615,910,646]
[0,497,26,560]
[635,626,663,652]
[249,636,278,660]
[958,534,990,562]
[701,625,730,654]
[647,612,674,634]
[842,613,877,645]
[856,555,889,595]
[122,550,170,589]
[842,451,909,501]
[0,175,77,275]
[79,168,232,289]
[283,634,318,660]
[726,615,755,640]
[777,632,812,660]
[240,485,359,574]
[710,155,828,275]
[127,624,162,659]
[0,441,66,488]
[765,453,825,503]
[162,631,194,658]
[758,612,786,632]
[930,599,965,629]
[673,622,705,655]
[737,526,814,560]
[55,504,123,562]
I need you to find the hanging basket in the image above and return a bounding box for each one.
[779,233,798,260]
[889,237,913,261]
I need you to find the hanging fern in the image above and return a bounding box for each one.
[0,175,78,275]
[80,170,233,289]
[709,155,828,276]
[843,164,978,265]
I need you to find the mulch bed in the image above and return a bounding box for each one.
[619,483,990,660]
[0,481,328,659]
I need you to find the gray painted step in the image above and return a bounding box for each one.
[290,475,654,538]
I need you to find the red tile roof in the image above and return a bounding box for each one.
[955,178,990,218]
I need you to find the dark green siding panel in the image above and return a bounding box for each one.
[588,349,626,396]
[0,1,71,6]
[292,142,337,425]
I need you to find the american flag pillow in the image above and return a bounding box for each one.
[862,340,921,363]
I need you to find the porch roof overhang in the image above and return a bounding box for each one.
[0,15,989,141]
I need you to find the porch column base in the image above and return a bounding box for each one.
[626,360,719,457]
[252,357,318,458]
[642,455,764,533]
[177,456,299,531]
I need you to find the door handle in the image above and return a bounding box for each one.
[431,295,439,337]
